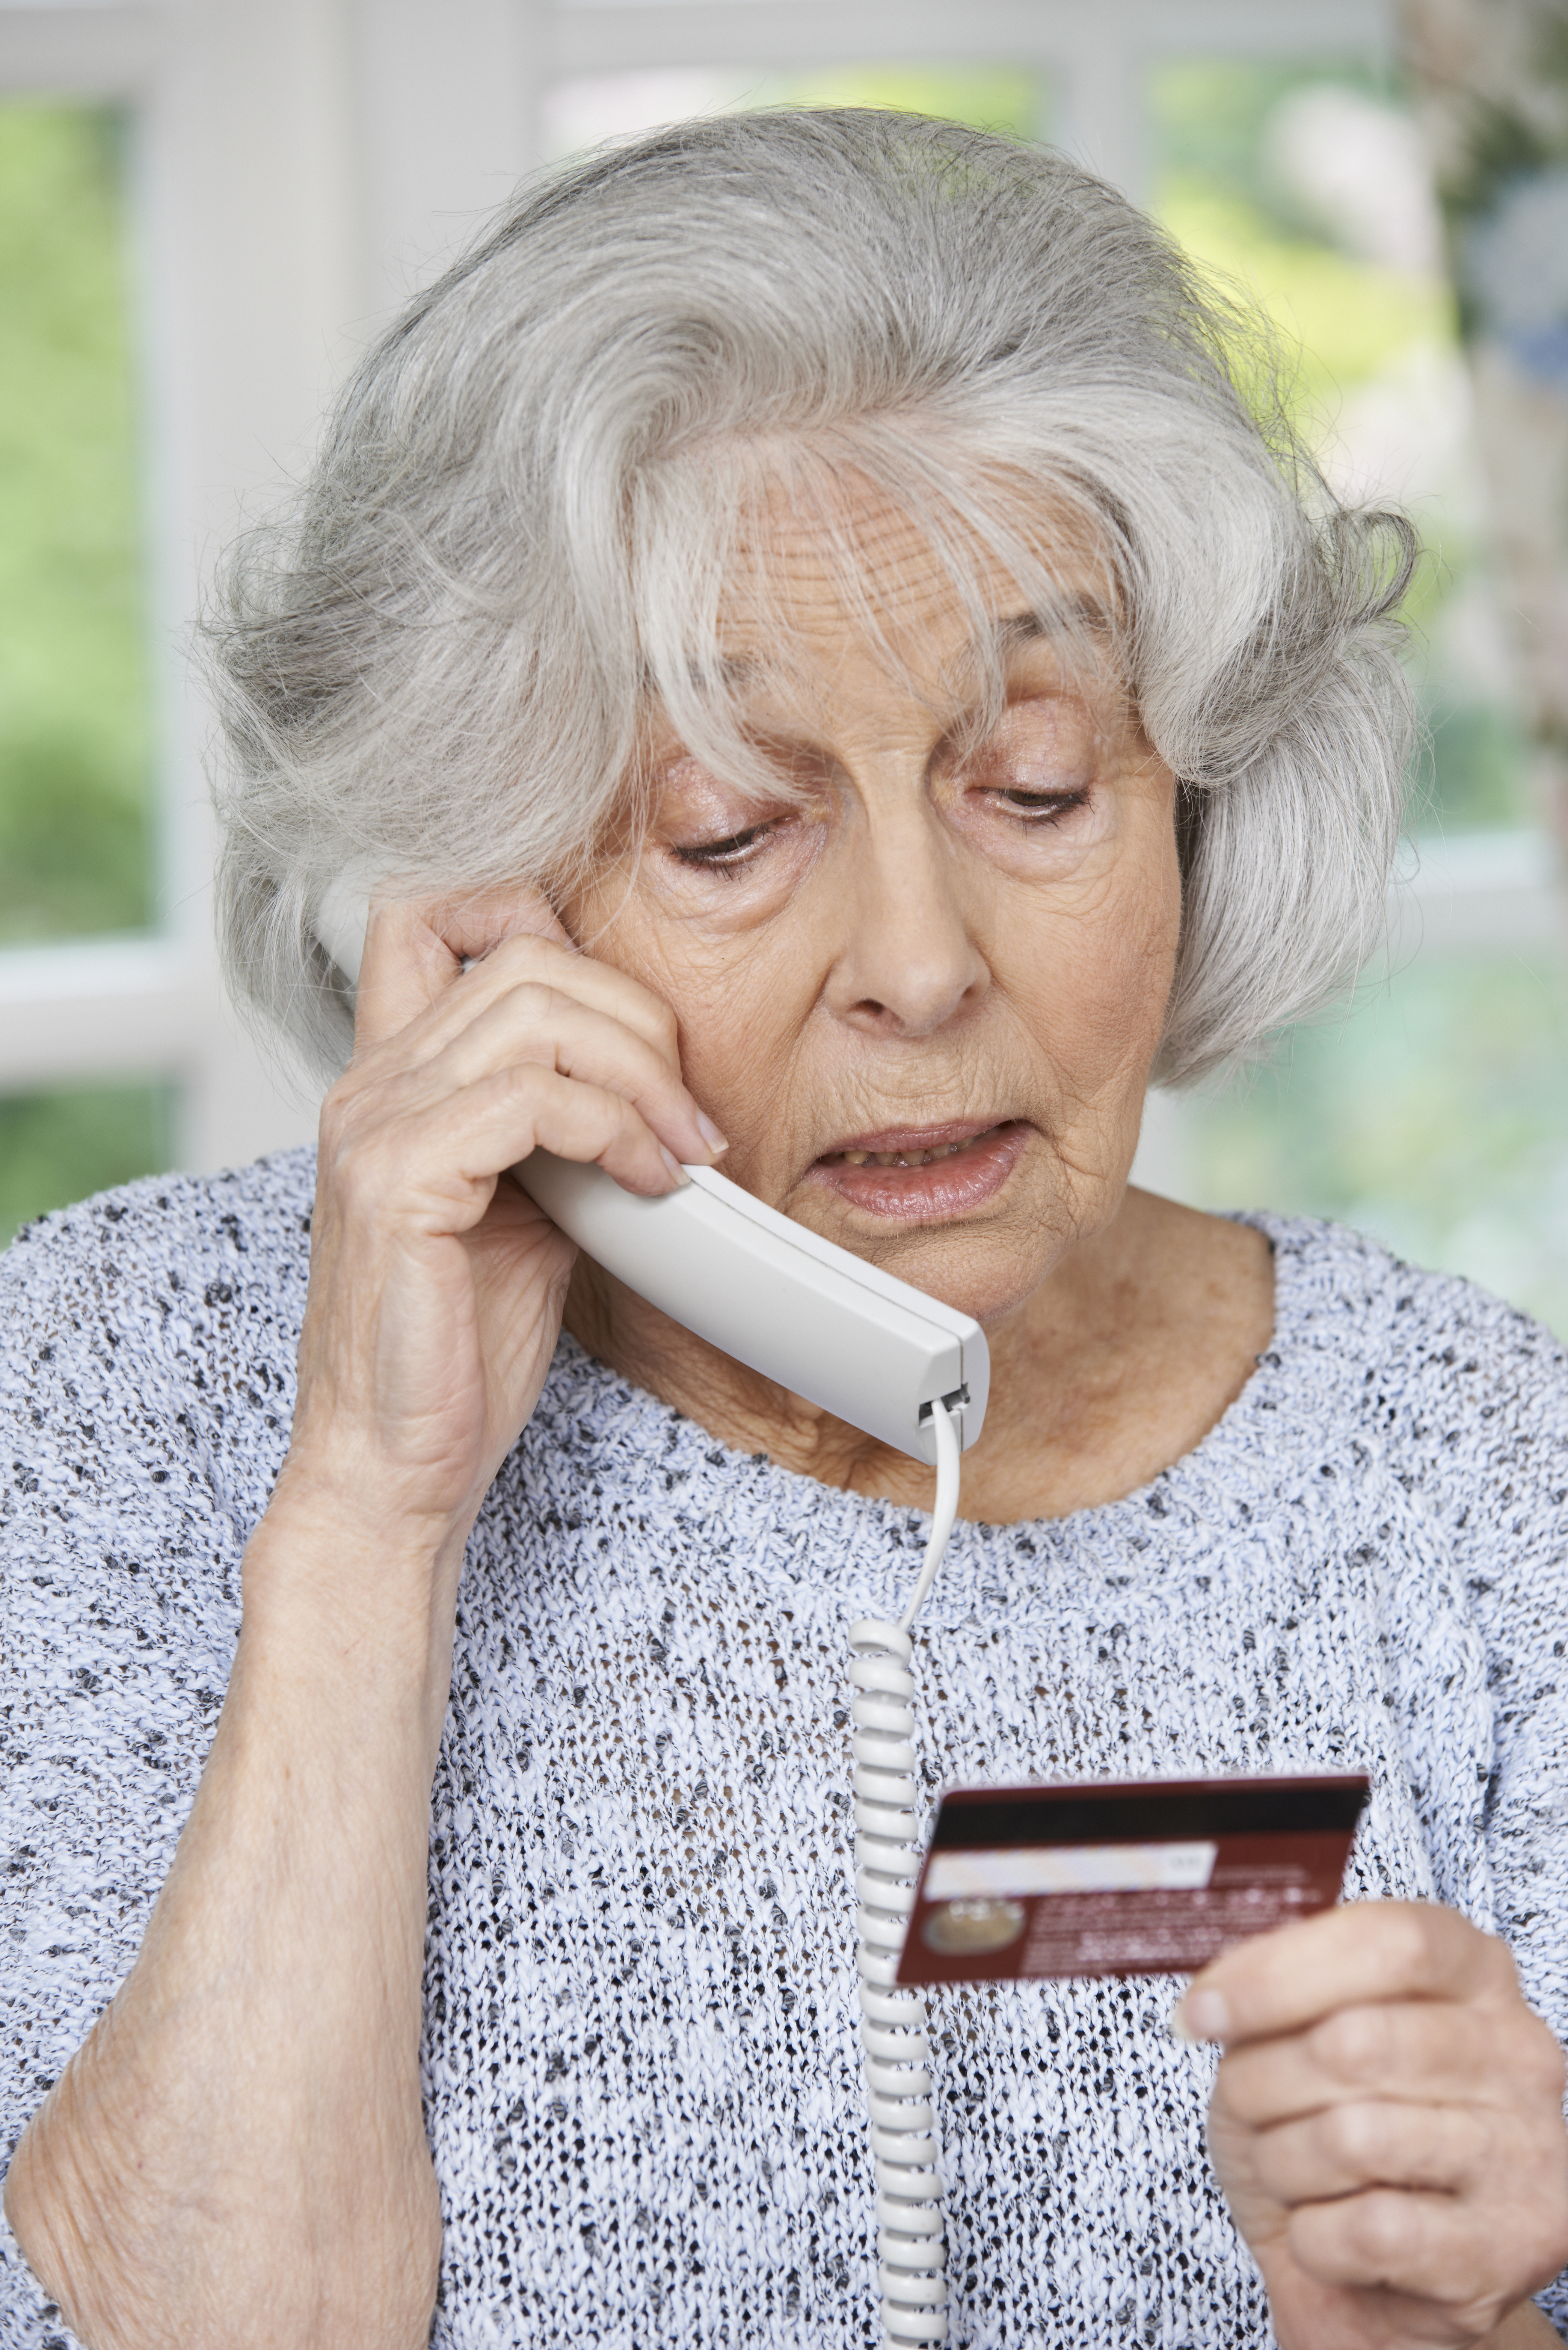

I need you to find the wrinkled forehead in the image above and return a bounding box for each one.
[725,467,1110,626]
[641,456,1124,742]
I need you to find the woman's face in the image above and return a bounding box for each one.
[563,484,1182,1331]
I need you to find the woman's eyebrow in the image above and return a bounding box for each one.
[991,598,1116,658]
[937,603,1116,715]
[641,601,1118,740]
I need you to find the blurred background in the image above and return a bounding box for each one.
[3,0,1568,1328]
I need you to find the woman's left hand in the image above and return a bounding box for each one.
[1176,1901,1568,2349]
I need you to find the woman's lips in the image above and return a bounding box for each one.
[806,1121,1029,1223]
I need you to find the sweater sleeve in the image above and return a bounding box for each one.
[1373,1260,1568,2332]
[1376,1266,1568,2034]
[0,1159,310,2342]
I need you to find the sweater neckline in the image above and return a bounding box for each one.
[546,1210,1375,1547]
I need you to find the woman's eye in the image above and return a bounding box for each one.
[670,820,779,871]
[984,787,1091,829]
[952,698,1100,833]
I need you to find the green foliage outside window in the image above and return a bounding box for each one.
[1147,61,1566,1332]
[0,1084,174,1249]
[0,104,170,1244]
[1149,59,1529,837]
[0,101,154,945]
[1180,951,1568,1338]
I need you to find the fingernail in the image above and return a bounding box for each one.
[1169,1989,1230,2044]
[695,1112,728,1157]
[660,1146,691,1188]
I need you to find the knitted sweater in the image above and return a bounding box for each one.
[3,1148,1567,2349]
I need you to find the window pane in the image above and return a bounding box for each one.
[0,102,154,944]
[1148,58,1529,835]
[0,1082,175,1249]
[1174,948,1568,1337]
[1139,62,1567,1333]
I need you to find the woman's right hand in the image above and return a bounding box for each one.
[2,891,726,2350]
[282,889,725,1557]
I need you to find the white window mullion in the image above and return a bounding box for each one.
[355,0,552,320]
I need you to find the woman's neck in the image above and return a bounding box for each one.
[561,1186,1275,1525]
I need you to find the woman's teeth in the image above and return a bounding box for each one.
[827,1125,1003,1170]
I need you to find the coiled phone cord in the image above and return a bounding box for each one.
[847,1397,962,2347]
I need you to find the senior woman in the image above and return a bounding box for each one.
[3,110,1568,2350]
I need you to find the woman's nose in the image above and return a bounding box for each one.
[822,812,990,1038]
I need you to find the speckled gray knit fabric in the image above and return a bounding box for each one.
[3,1147,1567,2348]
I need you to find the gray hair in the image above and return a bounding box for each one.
[205,107,1416,1087]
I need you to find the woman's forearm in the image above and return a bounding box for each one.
[3,1490,462,2350]
[5,906,718,2348]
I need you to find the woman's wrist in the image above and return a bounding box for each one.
[266,1423,483,1565]
[240,1469,475,1750]
[260,1443,477,1586]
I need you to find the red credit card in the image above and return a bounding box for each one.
[896,1772,1370,1985]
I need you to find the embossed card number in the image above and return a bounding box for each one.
[897,1773,1370,1985]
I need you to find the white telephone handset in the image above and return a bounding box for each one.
[315,873,974,2347]
[314,877,988,1466]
